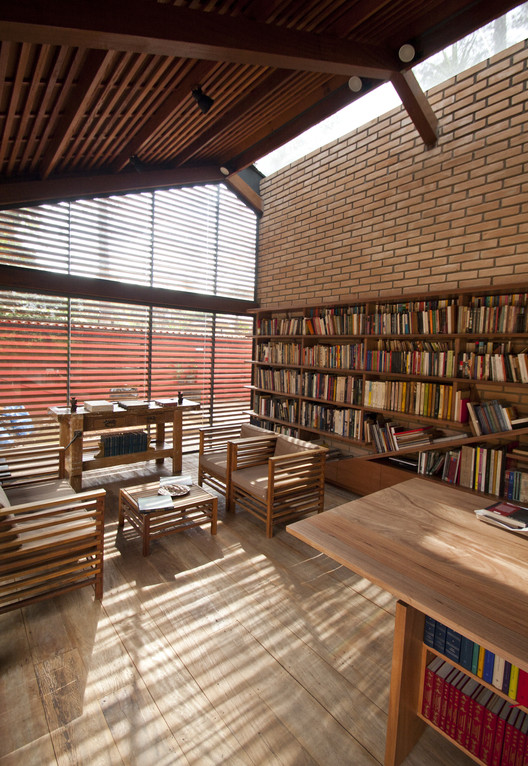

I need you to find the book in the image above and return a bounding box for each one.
[84,399,114,413]
[137,495,175,512]
[475,501,528,532]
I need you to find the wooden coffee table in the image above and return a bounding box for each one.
[118,481,217,555]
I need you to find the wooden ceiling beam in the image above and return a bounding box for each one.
[390,70,438,147]
[0,0,397,79]
[225,174,262,216]
[40,49,113,179]
[0,165,224,209]
[110,60,217,174]
[0,264,258,315]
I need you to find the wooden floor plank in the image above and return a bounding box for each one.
[0,458,475,766]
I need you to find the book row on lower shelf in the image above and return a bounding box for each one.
[96,430,150,457]
[423,616,528,765]
[422,656,528,765]
[424,616,528,705]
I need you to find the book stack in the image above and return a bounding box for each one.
[503,466,528,503]
[466,400,516,436]
[98,430,149,456]
[423,616,528,764]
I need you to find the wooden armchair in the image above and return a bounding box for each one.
[0,446,105,614]
[228,439,327,538]
[197,423,274,506]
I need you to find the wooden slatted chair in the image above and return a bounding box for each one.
[0,446,105,614]
[228,439,327,537]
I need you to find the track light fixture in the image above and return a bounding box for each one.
[192,86,214,114]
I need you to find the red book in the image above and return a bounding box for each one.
[440,666,459,731]
[502,708,521,766]
[479,696,506,765]
[431,661,454,728]
[455,677,480,747]
[491,702,514,766]
[445,670,465,739]
[467,687,494,757]
[422,656,444,719]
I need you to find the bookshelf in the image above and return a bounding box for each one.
[249,284,528,501]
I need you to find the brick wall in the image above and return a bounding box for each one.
[257,41,528,308]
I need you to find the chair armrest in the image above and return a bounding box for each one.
[0,446,66,486]
[229,436,277,471]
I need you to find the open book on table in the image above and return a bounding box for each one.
[475,500,528,534]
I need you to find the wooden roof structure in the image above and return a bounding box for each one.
[0,0,522,211]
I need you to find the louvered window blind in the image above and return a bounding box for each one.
[0,184,256,450]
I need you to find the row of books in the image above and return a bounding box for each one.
[255,396,298,422]
[458,351,528,383]
[503,468,528,503]
[299,402,362,439]
[304,306,366,336]
[258,342,301,365]
[303,372,363,406]
[365,347,457,377]
[422,656,528,764]
[362,380,460,421]
[98,430,149,456]
[255,367,301,394]
[256,317,303,335]
[302,342,364,369]
[256,294,528,338]
[467,400,517,435]
[458,294,528,334]
[367,300,457,335]
[424,616,528,702]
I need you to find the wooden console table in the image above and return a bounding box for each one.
[50,399,200,491]
[287,478,528,766]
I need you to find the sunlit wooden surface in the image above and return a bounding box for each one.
[0,456,474,765]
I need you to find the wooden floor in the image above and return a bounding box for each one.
[0,455,474,766]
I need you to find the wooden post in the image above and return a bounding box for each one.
[385,600,426,766]
[172,407,183,474]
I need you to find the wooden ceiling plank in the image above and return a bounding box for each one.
[111,59,217,173]
[324,0,393,37]
[40,48,113,178]
[224,78,375,173]
[0,165,224,209]
[60,50,131,169]
[29,47,83,173]
[390,69,438,147]
[171,69,298,167]
[19,45,67,170]
[77,53,150,170]
[0,42,31,169]
[0,41,14,170]
[0,0,397,78]
[7,43,50,175]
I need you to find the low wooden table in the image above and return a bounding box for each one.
[118,481,217,556]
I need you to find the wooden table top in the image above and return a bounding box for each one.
[120,481,215,509]
[287,478,528,671]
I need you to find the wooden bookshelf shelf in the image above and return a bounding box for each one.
[250,284,528,503]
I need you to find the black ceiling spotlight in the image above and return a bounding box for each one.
[192,86,214,115]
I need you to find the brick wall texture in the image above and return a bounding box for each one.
[257,41,528,308]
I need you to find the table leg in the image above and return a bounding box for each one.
[172,409,183,474]
[118,492,125,528]
[142,514,151,556]
[211,497,218,535]
[384,601,426,766]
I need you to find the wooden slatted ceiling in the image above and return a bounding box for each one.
[0,0,522,209]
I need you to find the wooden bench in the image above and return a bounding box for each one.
[0,446,105,614]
